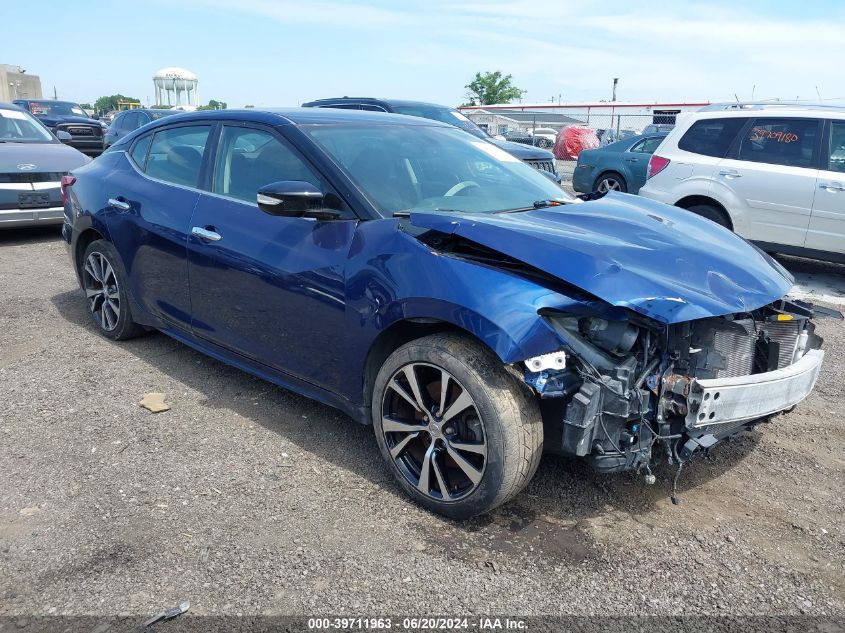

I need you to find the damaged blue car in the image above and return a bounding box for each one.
[62,109,831,518]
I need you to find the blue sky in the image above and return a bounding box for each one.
[3,0,844,108]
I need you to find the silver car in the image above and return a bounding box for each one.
[0,102,90,228]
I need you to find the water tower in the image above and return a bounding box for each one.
[153,67,199,108]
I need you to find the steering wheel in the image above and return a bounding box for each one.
[444,181,480,197]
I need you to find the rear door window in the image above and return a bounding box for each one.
[145,125,211,188]
[123,112,142,131]
[737,118,820,169]
[826,121,845,173]
[111,112,126,131]
[130,135,152,169]
[631,137,663,154]
[678,117,747,157]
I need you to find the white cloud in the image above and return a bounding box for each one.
[163,0,845,105]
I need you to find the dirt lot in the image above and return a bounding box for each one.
[1,227,844,619]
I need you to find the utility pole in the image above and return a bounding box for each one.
[611,78,618,102]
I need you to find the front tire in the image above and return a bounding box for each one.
[372,333,543,519]
[687,203,731,229]
[80,239,144,340]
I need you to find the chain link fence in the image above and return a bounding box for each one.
[464,110,680,192]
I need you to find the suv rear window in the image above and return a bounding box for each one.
[737,118,819,169]
[678,118,747,158]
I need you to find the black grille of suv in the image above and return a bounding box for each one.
[57,123,102,138]
[525,159,557,174]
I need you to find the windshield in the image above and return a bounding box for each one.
[0,108,55,143]
[28,101,88,117]
[391,104,489,138]
[307,124,573,216]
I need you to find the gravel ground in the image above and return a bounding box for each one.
[1,227,844,619]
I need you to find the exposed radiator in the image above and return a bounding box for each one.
[711,319,801,377]
[760,321,801,369]
[712,319,756,378]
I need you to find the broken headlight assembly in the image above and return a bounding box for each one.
[520,311,659,475]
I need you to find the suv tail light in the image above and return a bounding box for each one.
[647,155,670,179]
[60,175,76,205]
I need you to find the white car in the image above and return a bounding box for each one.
[639,103,845,263]
[528,127,557,148]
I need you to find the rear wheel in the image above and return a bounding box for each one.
[372,333,543,519]
[594,171,627,193]
[80,240,144,340]
[536,138,553,149]
[687,203,731,229]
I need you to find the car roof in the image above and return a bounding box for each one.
[15,99,80,106]
[303,97,456,111]
[110,107,454,149]
[690,106,845,121]
[119,108,178,114]
[138,107,453,127]
[0,101,25,111]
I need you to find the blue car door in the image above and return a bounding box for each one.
[187,123,358,387]
[625,136,665,193]
[104,123,214,329]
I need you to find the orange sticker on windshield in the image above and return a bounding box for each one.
[750,127,800,143]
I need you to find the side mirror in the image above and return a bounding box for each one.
[56,130,73,142]
[257,181,336,219]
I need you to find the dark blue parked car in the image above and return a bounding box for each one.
[62,108,827,518]
[573,133,666,194]
[302,97,560,183]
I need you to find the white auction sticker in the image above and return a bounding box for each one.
[0,109,28,120]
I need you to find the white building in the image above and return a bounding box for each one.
[460,101,711,134]
[1,64,42,101]
[153,67,199,109]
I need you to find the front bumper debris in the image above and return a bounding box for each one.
[685,349,825,428]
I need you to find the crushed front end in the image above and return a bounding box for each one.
[524,299,830,480]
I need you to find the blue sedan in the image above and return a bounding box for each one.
[61,108,823,518]
[572,133,666,194]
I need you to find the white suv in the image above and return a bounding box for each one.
[639,104,845,263]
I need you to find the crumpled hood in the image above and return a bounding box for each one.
[410,192,794,324]
[0,142,90,173]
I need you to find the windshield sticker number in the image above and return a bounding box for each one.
[750,127,799,144]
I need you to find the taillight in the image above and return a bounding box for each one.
[647,155,670,179]
[60,175,76,205]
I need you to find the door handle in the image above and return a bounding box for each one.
[107,197,130,211]
[818,182,845,192]
[191,226,222,241]
[718,170,742,178]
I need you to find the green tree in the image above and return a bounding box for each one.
[464,71,524,106]
[93,94,141,113]
[79,103,92,110]
[197,99,228,111]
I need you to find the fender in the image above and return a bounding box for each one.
[706,179,751,235]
